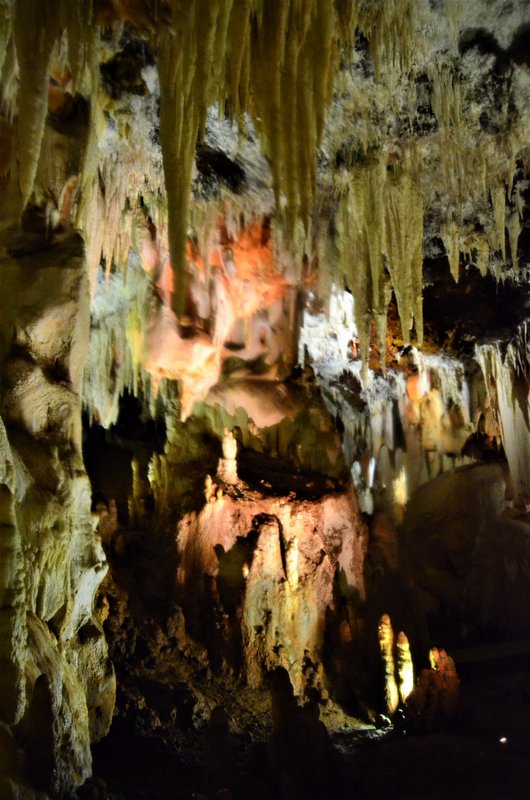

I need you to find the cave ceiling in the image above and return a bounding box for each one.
[2,0,530,365]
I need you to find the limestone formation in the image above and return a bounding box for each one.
[1,0,530,795]
[217,428,238,485]
[396,631,414,706]
[405,646,460,730]
[176,484,367,696]
[378,614,400,716]
[0,235,115,797]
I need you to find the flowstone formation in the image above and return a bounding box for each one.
[1,0,530,797]
[175,473,367,694]
[0,234,115,799]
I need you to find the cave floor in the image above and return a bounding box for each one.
[92,656,530,800]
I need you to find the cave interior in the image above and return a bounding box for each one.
[2,1,530,798]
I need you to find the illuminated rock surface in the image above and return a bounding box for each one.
[1,0,530,797]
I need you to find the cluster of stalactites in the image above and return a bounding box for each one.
[1,0,95,210]
[2,0,357,317]
[1,1,165,294]
[359,0,418,84]
[477,326,530,509]
[430,60,525,281]
[337,147,423,372]
[154,0,355,316]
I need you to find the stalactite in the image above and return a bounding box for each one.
[459,230,490,278]
[223,0,252,121]
[477,331,530,509]
[441,219,460,283]
[153,0,351,317]
[68,2,98,91]
[0,33,17,121]
[0,0,12,80]
[83,262,152,428]
[490,183,507,262]
[337,155,388,372]
[359,0,418,84]
[384,156,424,345]
[76,83,111,291]
[428,57,523,277]
[429,61,463,205]
[13,0,59,209]
[507,207,521,271]
[334,0,358,49]
[250,0,341,234]
[337,148,423,370]
[154,0,233,318]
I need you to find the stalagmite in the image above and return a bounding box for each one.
[429,647,460,720]
[378,614,399,716]
[396,631,414,704]
[217,427,238,485]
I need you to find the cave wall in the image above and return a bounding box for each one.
[0,234,114,798]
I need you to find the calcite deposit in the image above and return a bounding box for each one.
[175,479,367,695]
[1,0,530,797]
[0,234,115,799]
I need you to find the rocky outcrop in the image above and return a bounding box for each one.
[175,480,367,697]
[0,234,115,798]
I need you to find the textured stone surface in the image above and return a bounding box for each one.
[175,482,367,696]
[0,235,115,797]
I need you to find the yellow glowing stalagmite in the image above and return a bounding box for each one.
[396,631,414,703]
[378,613,399,715]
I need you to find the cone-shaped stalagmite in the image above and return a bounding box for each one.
[396,631,414,704]
[378,613,399,716]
